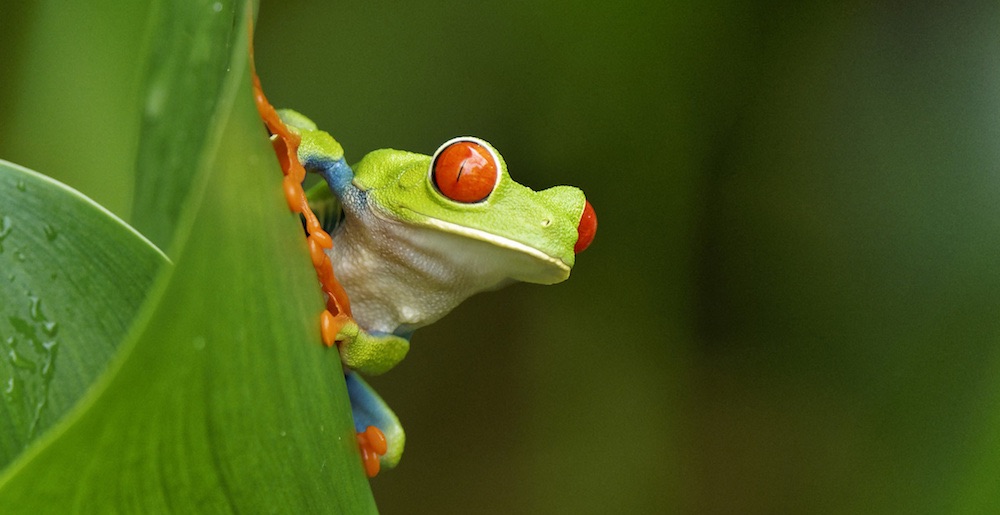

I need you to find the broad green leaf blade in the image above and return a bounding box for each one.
[0,6,377,512]
[0,1,152,220]
[0,161,166,468]
[130,0,246,252]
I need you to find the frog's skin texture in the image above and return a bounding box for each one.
[278,109,595,470]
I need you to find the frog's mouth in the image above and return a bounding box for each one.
[391,206,573,286]
[419,216,571,272]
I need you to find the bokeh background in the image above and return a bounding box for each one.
[4,1,1000,512]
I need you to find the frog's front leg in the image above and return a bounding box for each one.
[336,320,410,375]
[278,109,354,194]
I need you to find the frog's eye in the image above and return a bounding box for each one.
[430,138,499,203]
[575,200,597,253]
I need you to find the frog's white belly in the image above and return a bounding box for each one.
[327,210,517,335]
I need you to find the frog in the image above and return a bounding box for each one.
[277,109,596,476]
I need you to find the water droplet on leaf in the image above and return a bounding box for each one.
[0,215,11,253]
[43,224,58,242]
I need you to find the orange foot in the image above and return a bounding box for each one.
[356,426,387,477]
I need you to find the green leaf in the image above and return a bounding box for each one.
[130,0,249,253]
[0,160,166,468]
[0,2,376,511]
[0,1,152,220]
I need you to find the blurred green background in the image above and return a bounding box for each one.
[4,0,1000,512]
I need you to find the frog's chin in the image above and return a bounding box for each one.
[408,213,572,285]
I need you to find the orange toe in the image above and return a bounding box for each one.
[356,426,387,477]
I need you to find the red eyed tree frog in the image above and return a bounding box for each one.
[277,109,596,475]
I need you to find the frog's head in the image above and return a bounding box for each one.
[351,137,596,285]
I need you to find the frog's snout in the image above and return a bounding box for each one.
[574,200,597,253]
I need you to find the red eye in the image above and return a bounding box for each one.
[431,139,499,203]
[574,200,597,253]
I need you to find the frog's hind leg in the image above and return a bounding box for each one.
[345,371,405,476]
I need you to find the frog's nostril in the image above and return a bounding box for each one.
[574,200,597,253]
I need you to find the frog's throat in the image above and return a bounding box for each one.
[400,207,571,275]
